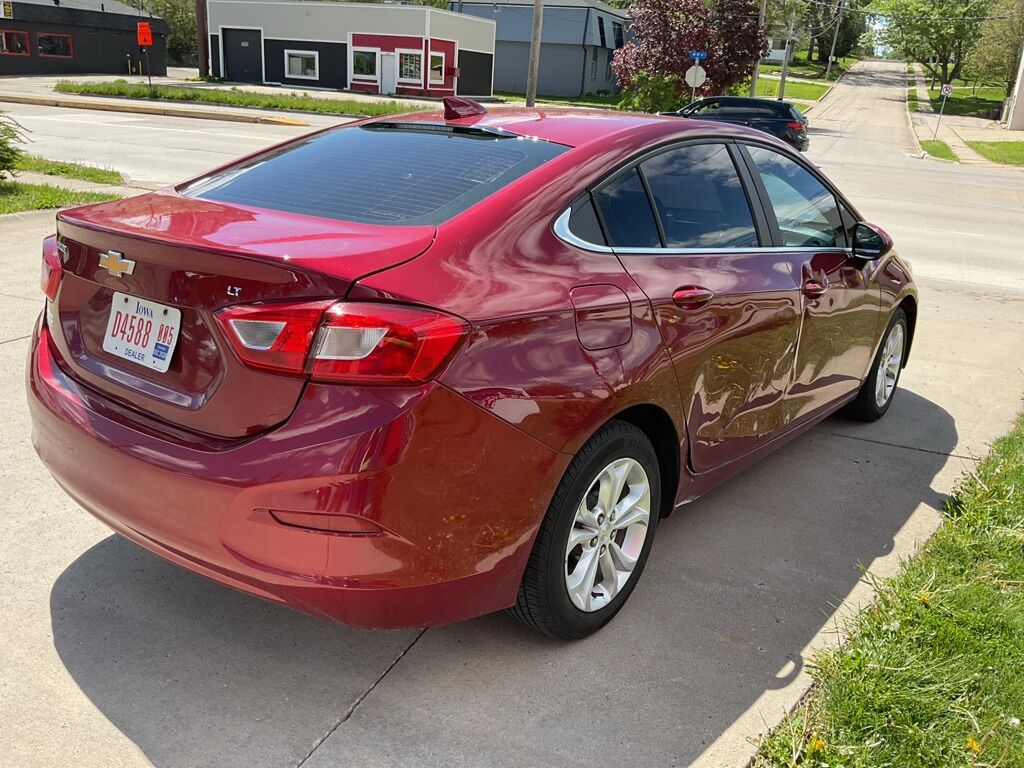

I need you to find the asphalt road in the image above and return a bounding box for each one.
[2,60,1023,768]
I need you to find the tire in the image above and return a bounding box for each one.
[509,420,661,640]
[841,308,908,422]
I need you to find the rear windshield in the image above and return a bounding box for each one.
[181,124,568,226]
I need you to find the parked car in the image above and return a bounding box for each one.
[28,99,915,640]
[660,96,810,151]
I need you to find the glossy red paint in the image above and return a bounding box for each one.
[27,108,917,629]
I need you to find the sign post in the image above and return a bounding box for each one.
[933,82,953,141]
[137,21,153,89]
[686,51,708,103]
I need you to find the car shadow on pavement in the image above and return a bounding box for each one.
[50,389,956,768]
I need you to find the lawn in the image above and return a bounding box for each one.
[760,52,857,81]
[966,141,1024,166]
[920,139,958,161]
[755,78,830,101]
[494,90,621,108]
[754,413,1024,767]
[15,154,122,185]
[0,181,118,214]
[54,80,425,118]
[908,89,919,112]
[928,84,1007,119]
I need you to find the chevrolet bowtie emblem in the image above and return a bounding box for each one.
[98,250,135,278]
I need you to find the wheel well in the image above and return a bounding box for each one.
[898,296,917,364]
[613,405,680,519]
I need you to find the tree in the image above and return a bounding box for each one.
[964,0,1024,91]
[873,0,992,83]
[0,112,23,179]
[124,0,197,64]
[613,0,769,104]
[613,0,719,103]
[710,0,769,92]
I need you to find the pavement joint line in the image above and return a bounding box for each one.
[0,291,44,304]
[0,334,31,346]
[293,628,427,768]
[811,428,979,461]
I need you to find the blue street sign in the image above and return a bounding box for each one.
[690,51,708,60]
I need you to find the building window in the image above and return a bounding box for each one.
[38,33,73,58]
[605,51,613,81]
[353,49,378,79]
[590,47,598,79]
[285,50,318,80]
[429,52,444,84]
[0,30,29,55]
[398,51,422,82]
[613,22,624,48]
[597,17,606,48]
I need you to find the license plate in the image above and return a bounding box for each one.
[102,292,181,373]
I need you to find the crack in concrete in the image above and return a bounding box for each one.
[811,428,979,461]
[294,629,427,768]
[0,334,31,346]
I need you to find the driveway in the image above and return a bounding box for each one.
[2,60,1023,768]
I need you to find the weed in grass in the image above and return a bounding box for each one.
[15,154,122,185]
[0,181,118,214]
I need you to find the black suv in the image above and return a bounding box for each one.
[660,96,809,151]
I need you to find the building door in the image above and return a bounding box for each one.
[380,52,398,95]
[222,28,262,83]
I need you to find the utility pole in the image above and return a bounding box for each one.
[196,0,209,78]
[525,0,544,106]
[777,7,797,100]
[823,0,844,81]
[749,0,768,97]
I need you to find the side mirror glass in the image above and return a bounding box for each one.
[853,221,893,260]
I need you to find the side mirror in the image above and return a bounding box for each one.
[852,221,893,260]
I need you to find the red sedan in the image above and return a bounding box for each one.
[27,100,917,639]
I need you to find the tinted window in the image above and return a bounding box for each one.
[641,144,759,249]
[593,169,661,248]
[567,197,606,246]
[182,125,567,226]
[747,146,846,247]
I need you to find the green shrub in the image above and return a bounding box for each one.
[618,72,685,113]
[0,111,24,179]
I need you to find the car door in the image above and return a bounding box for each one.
[590,140,806,473]
[739,142,880,419]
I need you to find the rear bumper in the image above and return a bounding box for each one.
[28,320,568,629]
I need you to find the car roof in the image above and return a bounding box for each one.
[699,96,794,108]
[367,107,753,148]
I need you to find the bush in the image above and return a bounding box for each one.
[618,72,685,113]
[0,111,23,179]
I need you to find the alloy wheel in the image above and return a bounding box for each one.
[874,323,905,408]
[564,457,651,613]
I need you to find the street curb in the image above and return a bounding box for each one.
[0,92,312,126]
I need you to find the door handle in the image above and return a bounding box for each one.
[672,286,715,309]
[802,280,828,298]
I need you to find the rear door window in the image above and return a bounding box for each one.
[745,145,846,248]
[640,143,759,249]
[592,168,661,248]
[181,124,568,226]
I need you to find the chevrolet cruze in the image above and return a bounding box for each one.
[27,99,917,639]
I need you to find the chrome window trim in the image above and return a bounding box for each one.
[553,207,853,256]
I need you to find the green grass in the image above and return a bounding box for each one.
[908,89,919,112]
[966,141,1024,166]
[760,52,857,81]
[54,80,425,118]
[919,139,959,162]
[0,181,118,214]
[755,78,830,101]
[494,90,621,108]
[755,413,1024,768]
[928,84,1007,118]
[14,154,122,185]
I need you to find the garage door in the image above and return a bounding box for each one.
[223,28,263,83]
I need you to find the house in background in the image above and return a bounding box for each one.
[448,0,628,98]
[0,0,168,76]
[761,35,794,64]
[206,0,495,97]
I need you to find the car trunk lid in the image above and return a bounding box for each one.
[49,191,436,439]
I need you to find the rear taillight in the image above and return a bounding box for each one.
[41,235,62,301]
[786,121,805,131]
[215,301,468,385]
